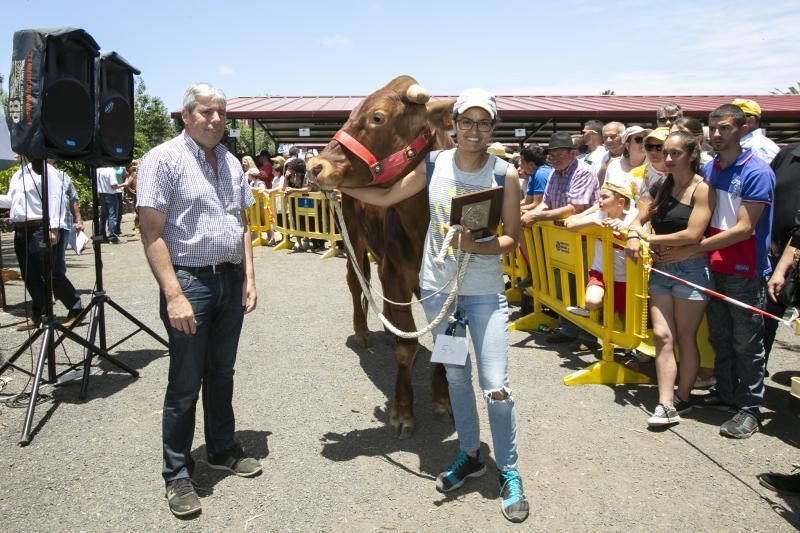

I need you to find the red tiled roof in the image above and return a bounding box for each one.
[218,94,800,120]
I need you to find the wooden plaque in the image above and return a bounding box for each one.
[449,187,504,240]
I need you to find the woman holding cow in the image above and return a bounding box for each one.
[340,89,529,523]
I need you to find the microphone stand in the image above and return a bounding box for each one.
[56,165,167,400]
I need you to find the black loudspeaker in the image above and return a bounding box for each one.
[91,52,140,166]
[7,28,100,160]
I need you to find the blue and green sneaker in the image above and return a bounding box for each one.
[499,469,529,522]
[435,450,486,492]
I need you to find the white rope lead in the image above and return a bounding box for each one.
[329,193,469,339]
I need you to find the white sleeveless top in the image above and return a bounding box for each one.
[420,149,505,296]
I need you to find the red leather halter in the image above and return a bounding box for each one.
[333,126,435,186]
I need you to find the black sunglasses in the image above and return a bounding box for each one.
[629,136,644,144]
[645,143,663,152]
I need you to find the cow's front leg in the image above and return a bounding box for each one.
[431,362,452,418]
[390,337,418,439]
[346,256,370,347]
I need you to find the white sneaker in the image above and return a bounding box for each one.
[694,376,717,389]
[648,404,681,427]
[566,306,590,317]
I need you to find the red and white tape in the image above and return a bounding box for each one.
[647,265,799,329]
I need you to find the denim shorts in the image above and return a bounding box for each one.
[649,256,712,301]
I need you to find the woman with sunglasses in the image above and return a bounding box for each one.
[340,88,529,523]
[603,125,648,186]
[626,130,715,426]
[629,127,670,214]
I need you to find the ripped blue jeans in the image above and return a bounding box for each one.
[421,290,519,472]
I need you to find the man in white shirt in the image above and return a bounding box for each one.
[732,99,779,164]
[96,166,121,243]
[580,120,607,178]
[0,159,68,329]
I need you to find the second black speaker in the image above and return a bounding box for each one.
[91,52,140,166]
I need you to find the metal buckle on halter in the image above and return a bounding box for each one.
[405,147,417,159]
[371,162,383,175]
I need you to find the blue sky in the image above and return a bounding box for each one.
[3,0,799,112]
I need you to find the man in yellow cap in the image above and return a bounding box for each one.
[731,98,779,164]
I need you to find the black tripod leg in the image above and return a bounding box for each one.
[19,327,53,445]
[79,304,101,400]
[104,297,168,347]
[0,328,45,378]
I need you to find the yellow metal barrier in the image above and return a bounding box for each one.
[499,223,530,305]
[506,220,721,385]
[511,221,651,385]
[268,191,343,260]
[245,189,272,247]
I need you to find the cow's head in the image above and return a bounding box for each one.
[308,75,454,190]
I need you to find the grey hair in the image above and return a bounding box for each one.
[656,103,683,118]
[604,121,626,135]
[182,83,226,112]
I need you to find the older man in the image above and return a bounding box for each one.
[598,121,625,183]
[521,132,599,345]
[522,132,598,226]
[138,83,260,517]
[732,98,779,164]
[656,103,684,128]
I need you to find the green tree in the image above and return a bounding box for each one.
[771,82,800,95]
[135,77,176,151]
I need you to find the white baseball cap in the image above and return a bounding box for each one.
[453,88,497,120]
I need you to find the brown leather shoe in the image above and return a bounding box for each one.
[62,313,82,329]
[16,318,39,331]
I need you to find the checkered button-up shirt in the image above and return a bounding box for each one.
[542,158,599,210]
[137,131,255,267]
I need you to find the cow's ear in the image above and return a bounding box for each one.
[426,99,455,131]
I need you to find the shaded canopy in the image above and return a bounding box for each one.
[172,94,800,150]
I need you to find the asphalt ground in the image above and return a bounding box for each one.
[0,216,799,532]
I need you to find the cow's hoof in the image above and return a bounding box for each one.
[432,401,453,420]
[389,418,415,439]
[354,333,371,348]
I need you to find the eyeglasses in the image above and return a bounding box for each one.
[630,136,644,144]
[656,115,679,125]
[644,143,663,152]
[457,117,493,132]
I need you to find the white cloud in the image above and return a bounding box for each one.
[218,65,235,76]
[318,34,352,48]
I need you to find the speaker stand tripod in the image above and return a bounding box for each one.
[0,162,128,444]
[58,166,167,400]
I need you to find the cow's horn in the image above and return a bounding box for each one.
[406,84,430,104]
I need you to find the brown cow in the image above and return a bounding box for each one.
[308,75,455,438]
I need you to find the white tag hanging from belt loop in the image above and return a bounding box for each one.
[431,334,468,366]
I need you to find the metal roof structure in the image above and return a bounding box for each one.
[174,94,800,150]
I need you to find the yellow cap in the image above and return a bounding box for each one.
[601,177,633,200]
[486,142,509,158]
[645,127,671,143]
[731,98,762,117]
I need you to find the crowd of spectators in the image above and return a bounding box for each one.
[490,99,794,446]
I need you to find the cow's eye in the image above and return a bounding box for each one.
[372,112,385,124]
